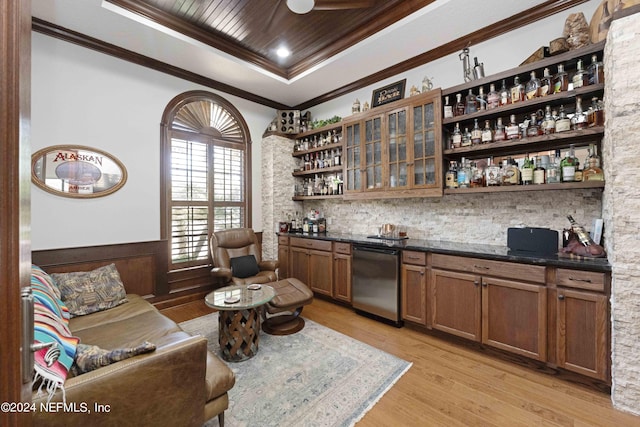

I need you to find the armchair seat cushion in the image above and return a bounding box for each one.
[232,270,277,286]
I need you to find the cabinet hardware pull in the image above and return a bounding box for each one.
[558,294,565,300]
[474,265,490,270]
[474,280,479,286]
[568,277,592,283]
[482,281,488,286]
[420,271,424,276]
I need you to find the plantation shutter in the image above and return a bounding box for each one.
[167,97,248,270]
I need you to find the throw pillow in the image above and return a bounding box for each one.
[230,255,260,279]
[51,263,128,317]
[70,341,156,376]
[31,265,79,404]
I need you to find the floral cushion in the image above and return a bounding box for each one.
[50,263,128,317]
[70,341,156,376]
[31,265,79,403]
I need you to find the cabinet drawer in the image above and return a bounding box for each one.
[290,237,332,251]
[333,242,351,255]
[556,269,606,292]
[402,250,426,266]
[431,253,545,283]
[278,235,289,245]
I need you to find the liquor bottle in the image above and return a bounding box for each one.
[553,63,569,93]
[487,83,500,109]
[539,67,552,97]
[465,88,478,114]
[462,127,472,147]
[571,96,588,130]
[590,143,601,168]
[533,156,546,185]
[501,157,520,185]
[443,95,454,119]
[481,120,493,144]
[451,122,462,149]
[574,156,583,182]
[525,71,541,100]
[546,150,561,183]
[454,93,466,116]
[588,54,605,85]
[567,215,595,247]
[510,76,524,103]
[555,105,571,132]
[521,155,534,185]
[334,147,341,166]
[572,59,588,89]
[505,114,520,140]
[477,86,487,111]
[541,105,556,134]
[445,161,458,189]
[588,97,604,127]
[485,157,501,186]
[582,157,604,181]
[470,161,484,188]
[471,119,482,145]
[526,112,540,137]
[561,144,577,182]
[493,117,506,141]
[457,157,471,188]
[499,79,511,106]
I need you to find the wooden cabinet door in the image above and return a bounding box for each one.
[309,249,333,297]
[430,269,481,341]
[277,244,289,279]
[343,120,362,194]
[386,107,409,190]
[482,277,547,361]
[557,288,608,381]
[363,115,384,192]
[402,263,427,325]
[411,92,442,190]
[290,246,309,283]
[333,253,352,303]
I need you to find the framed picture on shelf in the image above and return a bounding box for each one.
[371,79,406,108]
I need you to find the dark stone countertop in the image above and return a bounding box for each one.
[278,232,611,272]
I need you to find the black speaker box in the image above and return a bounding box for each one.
[507,227,559,255]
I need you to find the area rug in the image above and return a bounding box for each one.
[179,313,412,427]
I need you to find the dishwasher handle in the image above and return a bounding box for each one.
[353,245,400,256]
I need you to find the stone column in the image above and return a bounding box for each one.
[603,11,640,415]
[260,134,298,260]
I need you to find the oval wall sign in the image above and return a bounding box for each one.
[31,145,128,198]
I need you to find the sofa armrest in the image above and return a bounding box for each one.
[210,267,232,282]
[259,260,279,272]
[33,334,209,427]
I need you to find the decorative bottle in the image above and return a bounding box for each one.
[571,96,588,130]
[471,119,482,145]
[560,144,577,182]
[510,76,524,103]
[506,114,520,140]
[533,156,546,185]
[493,117,506,141]
[485,157,501,187]
[451,122,462,149]
[541,105,556,134]
[525,71,541,100]
[539,67,552,97]
[499,79,511,106]
[465,89,478,114]
[521,155,534,185]
[588,54,605,85]
[443,95,454,119]
[454,93,466,116]
[487,83,500,109]
[481,120,493,144]
[555,105,571,132]
[553,63,569,93]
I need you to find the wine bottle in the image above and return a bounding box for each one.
[567,215,594,247]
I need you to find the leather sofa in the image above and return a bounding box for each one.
[32,294,235,427]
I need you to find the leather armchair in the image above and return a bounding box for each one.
[209,228,278,286]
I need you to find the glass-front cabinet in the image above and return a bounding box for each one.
[342,88,442,199]
[364,115,383,191]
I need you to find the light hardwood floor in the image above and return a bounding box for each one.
[161,298,640,426]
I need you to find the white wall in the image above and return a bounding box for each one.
[31,33,275,250]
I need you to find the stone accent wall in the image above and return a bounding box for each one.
[306,191,601,244]
[261,134,299,260]
[603,13,640,415]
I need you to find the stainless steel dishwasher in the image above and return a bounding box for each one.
[352,245,402,326]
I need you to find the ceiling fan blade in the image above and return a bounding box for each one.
[313,0,375,10]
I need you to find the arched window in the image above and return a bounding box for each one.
[161,91,251,272]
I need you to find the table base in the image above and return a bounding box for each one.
[218,308,261,362]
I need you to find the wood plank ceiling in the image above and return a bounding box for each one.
[104,0,436,80]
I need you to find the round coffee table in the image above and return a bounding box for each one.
[205,284,275,362]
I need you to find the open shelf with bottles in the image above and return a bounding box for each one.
[441,41,605,194]
[291,122,344,200]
